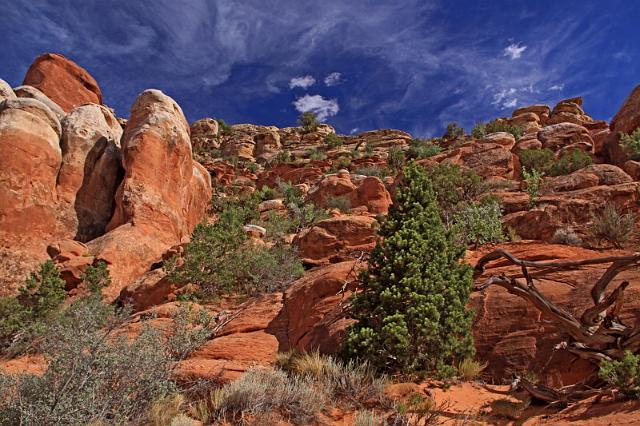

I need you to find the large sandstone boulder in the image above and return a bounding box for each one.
[294,215,377,265]
[284,261,362,353]
[470,242,640,386]
[309,171,392,213]
[57,104,123,241]
[605,85,640,166]
[537,123,594,152]
[610,84,640,135]
[23,53,102,112]
[88,90,211,298]
[177,294,288,382]
[0,79,16,102]
[190,118,220,154]
[13,85,66,120]
[0,98,64,293]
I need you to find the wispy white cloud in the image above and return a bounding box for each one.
[503,43,527,59]
[549,84,564,91]
[293,94,339,121]
[324,72,342,86]
[289,75,316,89]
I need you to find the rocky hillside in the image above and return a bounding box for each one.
[1,53,640,425]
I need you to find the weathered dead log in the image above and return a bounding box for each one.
[474,249,640,404]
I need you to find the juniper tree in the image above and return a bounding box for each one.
[343,161,475,375]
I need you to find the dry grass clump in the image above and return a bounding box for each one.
[457,358,487,380]
[551,226,583,246]
[590,204,636,248]
[354,409,385,426]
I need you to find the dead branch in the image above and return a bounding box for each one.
[474,249,640,404]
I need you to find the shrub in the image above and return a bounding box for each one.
[257,211,298,240]
[522,167,544,207]
[243,161,259,174]
[620,128,640,160]
[484,119,522,140]
[274,149,292,164]
[343,161,475,375]
[298,111,319,133]
[325,133,344,149]
[289,203,330,230]
[457,358,487,380]
[551,227,582,246]
[388,147,405,171]
[518,149,555,174]
[172,193,304,296]
[280,352,387,407]
[589,204,636,248]
[599,351,640,398]
[308,149,327,161]
[548,149,592,176]
[355,166,391,179]
[422,163,483,218]
[0,261,66,353]
[443,122,465,140]
[206,368,323,425]
[471,122,486,139]
[519,149,592,176]
[325,195,352,212]
[216,119,232,135]
[353,410,383,426]
[453,200,504,248]
[407,138,442,159]
[0,288,211,425]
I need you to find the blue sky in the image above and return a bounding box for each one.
[1,0,639,137]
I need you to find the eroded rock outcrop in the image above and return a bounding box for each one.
[88,89,212,298]
[23,53,103,112]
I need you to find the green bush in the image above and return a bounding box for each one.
[548,149,592,176]
[298,111,319,133]
[620,128,640,160]
[343,161,475,375]
[589,204,636,249]
[599,351,640,398]
[308,149,327,161]
[388,147,405,171]
[453,199,504,248]
[407,138,442,159]
[518,149,555,174]
[422,163,483,217]
[474,119,522,140]
[355,166,390,178]
[0,261,67,353]
[274,150,293,164]
[172,193,304,297]
[216,119,232,135]
[443,122,465,140]
[325,133,344,149]
[522,167,544,207]
[471,122,486,139]
[325,196,352,212]
[519,149,592,176]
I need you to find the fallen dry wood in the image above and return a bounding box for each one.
[474,249,640,404]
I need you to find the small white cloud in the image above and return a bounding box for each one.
[503,43,527,60]
[293,94,339,121]
[324,72,342,86]
[289,75,316,89]
[349,127,359,134]
[549,84,564,91]
[503,98,518,108]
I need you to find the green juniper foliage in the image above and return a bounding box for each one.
[343,161,475,375]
